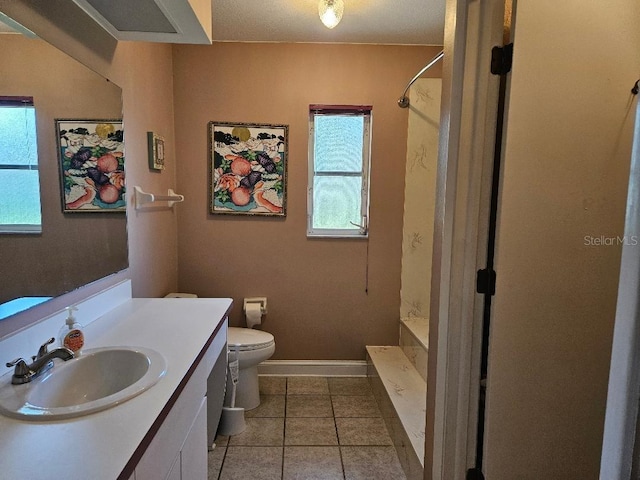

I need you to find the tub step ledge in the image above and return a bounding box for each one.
[366,345,426,480]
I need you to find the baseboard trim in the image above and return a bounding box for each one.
[257,360,368,377]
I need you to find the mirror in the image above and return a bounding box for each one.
[0,23,127,321]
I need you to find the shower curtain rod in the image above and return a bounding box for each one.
[397,50,444,108]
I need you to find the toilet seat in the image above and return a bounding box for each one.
[228,327,275,352]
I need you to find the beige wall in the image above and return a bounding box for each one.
[172,42,441,359]
[112,43,179,298]
[484,0,640,477]
[1,0,179,303]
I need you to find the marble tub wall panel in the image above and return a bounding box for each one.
[400,317,429,348]
[399,78,442,321]
[400,325,428,382]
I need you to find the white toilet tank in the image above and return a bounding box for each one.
[164,292,198,298]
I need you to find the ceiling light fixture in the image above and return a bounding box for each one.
[318,0,344,29]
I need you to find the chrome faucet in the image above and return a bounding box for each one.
[5,338,74,385]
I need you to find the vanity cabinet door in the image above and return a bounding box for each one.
[135,324,226,480]
[135,360,208,479]
[181,397,208,479]
[166,454,181,480]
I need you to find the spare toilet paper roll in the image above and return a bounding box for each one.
[245,303,263,329]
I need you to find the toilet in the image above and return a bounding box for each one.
[225,327,275,410]
[164,293,275,412]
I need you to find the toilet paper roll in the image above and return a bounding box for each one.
[245,302,263,329]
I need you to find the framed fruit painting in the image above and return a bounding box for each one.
[56,119,125,213]
[209,122,288,216]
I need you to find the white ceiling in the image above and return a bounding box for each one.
[0,1,445,45]
[211,0,445,45]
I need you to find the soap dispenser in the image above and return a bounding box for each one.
[59,306,84,356]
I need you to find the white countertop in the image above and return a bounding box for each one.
[0,297,232,480]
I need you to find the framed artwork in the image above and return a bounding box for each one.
[56,119,125,213]
[209,122,288,216]
[147,132,165,171]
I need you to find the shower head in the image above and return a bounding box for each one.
[397,50,444,109]
[397,96,410,108]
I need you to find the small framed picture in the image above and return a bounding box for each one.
[56,119,125,213]
[208,122,288,216]
[147,132,165,171]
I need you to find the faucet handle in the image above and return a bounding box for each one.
[37,337,56,359]
[6,358,29,376]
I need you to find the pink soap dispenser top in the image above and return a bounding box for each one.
[59,306,84,356]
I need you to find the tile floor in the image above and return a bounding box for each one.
[208,376,407,480]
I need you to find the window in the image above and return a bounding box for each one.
[0,96,42,233]
[307,105,372,237]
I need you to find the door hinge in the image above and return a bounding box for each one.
[466,468,486,480]
[476,268,496,296]
[490,43,513,75]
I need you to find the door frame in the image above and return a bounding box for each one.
[425,0,506,477]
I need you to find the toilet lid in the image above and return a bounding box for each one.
[227,327,275,351]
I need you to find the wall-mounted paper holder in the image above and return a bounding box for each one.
[134,185,184,209]
[244,297,267,314]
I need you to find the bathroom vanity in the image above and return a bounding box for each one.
[0,284,231,480]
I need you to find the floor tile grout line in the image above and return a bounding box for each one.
[330,383,348,479]
[215,443,228,480]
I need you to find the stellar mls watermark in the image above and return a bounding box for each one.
[584,235,639,246]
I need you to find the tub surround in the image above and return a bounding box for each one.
[400,317,429,381]
[399,78,441,324]
[0,284,231,479]
[365,77,438,480]
[400,317,429,346]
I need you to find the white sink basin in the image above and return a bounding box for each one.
[0,346,166,421]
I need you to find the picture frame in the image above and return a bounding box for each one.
[208,122,288,216]
[56,119,125,213]
[147,131,165,171]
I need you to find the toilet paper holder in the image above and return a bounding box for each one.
[243,297,267,314]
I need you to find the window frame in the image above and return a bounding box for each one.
[307,105,372,238]
[0,96,42,234]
